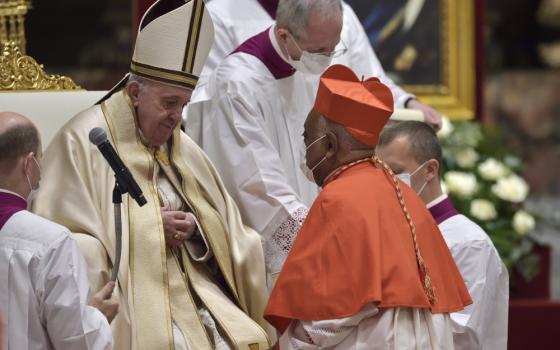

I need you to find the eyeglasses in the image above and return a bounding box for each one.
[289,33,348,58]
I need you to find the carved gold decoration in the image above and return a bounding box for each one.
[0,0,29,53]
[0,41,82,90]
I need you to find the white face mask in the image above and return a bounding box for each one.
[396,161,428,195]
[285,34,333,75]
[300,135,327,183]
[25,156,41,203]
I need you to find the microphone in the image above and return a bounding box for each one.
[89,127,147,207]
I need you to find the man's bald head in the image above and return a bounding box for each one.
[0,112,40,170]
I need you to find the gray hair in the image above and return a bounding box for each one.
[276,0,342,39]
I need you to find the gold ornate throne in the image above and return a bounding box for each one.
[0,0,106,147]
[0,0,81,90]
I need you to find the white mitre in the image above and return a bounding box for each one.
[100,0,214,101]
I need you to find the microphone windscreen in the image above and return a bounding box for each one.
[89,127,108,146]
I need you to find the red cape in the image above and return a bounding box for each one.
[264,162,472,333]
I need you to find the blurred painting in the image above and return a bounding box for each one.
[347,0,476,120]
[347,0,441,86]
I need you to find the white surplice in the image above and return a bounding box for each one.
[186,27,320,276]
[279,304,455,350]
[0,209,112,350]
[428,195,509,350]
[198,0,414,107]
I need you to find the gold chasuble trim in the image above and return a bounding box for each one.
[130,61,198,89]
[182,0,204,72]
[170,128,237,299]
[102,92,174,349]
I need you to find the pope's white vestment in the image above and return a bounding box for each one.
[32,91,273,350]
[428,194,509,350]
[0,195,112,350]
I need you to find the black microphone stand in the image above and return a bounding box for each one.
[111,178,126,282]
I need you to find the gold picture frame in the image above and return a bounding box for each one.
[348,0,476,120]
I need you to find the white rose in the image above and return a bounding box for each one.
[513,210,536,235]
[455,148,480,168]
[437,116,454,139]
[478,158,510,181]
[470,199,498,221]
[491,174,530,203]
[444,171,478,198]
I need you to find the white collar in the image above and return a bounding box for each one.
[0,188,26,201]
[426,193,448,209]
[269,26,290,64]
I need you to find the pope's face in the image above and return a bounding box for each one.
[129,81,192,147]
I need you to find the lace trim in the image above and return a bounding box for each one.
[264,206,308,274]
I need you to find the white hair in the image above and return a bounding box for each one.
[276,0,342,39]
[126,73,151,91]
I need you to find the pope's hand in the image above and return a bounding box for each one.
[161,206,197,249]
[90,281,119,323]
[407,99,443,130]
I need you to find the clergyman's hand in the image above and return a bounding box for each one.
[90,281,119,323]
[407,99,443,130]
[161,206,196,249]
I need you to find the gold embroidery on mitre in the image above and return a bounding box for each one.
[182,0,205,72]
[130,60,198,89]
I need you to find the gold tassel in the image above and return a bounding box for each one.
[372,156,437,305]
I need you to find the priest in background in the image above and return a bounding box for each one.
[192,0,442,125]
[0,112,117,350]
[32,1,273,349]
[264,65,471,349]
[377,121,509,350]
[185,0,345,282]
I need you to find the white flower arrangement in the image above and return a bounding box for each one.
[470,199,498,221]
[513,210,536,235]
[440,119,539,281]
[491,174,530,203]
[444,171,478,198]
[455,148,480,168]
[478,158,510,181]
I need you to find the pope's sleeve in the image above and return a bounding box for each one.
[448,239,505,350]
[342,3,414,108]
[186,91,308,275]
[40,234,113,350]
